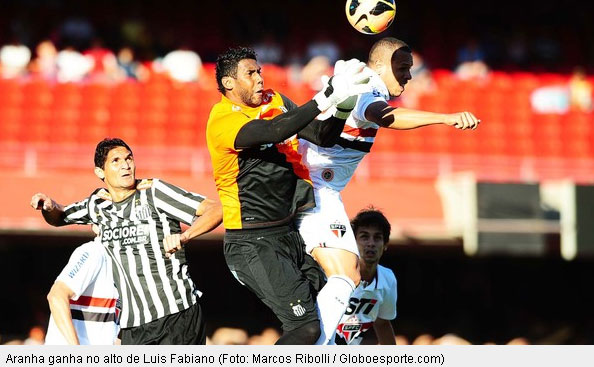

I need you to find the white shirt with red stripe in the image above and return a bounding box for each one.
[45,240,120,345]
[298,68,389,192]
[335,265,397,345]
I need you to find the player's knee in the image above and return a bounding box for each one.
[299,320,321,344]
[276,320,320,345]
[348,271,361,287]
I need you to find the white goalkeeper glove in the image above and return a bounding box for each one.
[313,58,372,113]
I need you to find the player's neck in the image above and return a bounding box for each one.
[106,186,136,203]
[359,261,378,283]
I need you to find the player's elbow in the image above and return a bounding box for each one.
[46,288,60,309]
[200,199,223,227]
[47,282,72,308]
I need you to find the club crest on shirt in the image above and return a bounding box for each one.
[330,221,347,238]
[134,204,151,221]
[290,300,306,317]
[322,168,334,182]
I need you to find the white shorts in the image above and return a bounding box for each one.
[295,187,359,256]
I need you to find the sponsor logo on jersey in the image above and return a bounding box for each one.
[330,221,347,238]
[102,224,150,245]
[322,168,334,182]
[67,251,90,278]
[372,88,382,97]
[345,297,378,315]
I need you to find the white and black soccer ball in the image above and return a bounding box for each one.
[345,0,396,35]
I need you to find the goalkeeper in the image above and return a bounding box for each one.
[206,46,371,344]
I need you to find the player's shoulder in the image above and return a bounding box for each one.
[69,241,106,264]
[377,264,397,286]
[136,178,154,190]
[87,187,112,202]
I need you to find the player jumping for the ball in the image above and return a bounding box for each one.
[295,37,480,344]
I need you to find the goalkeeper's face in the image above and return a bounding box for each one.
[233,59,264,107]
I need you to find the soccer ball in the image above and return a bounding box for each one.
[345,0,396,35]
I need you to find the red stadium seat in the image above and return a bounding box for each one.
[21,108,51,144]
[531,114,563,158]
[52,83,81,109]
[419,125,451,154]
[560,112,593,159]
[0,107,22,144]
[22,81,52,110]
[0,79,23,108]
[80,83,111,109]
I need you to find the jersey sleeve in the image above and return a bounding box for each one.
[351,88,386,124]
[280,93,299,112]
[208,110,251,152]
[63,198,92,225]
[151,179,205,225]
[55,242,104,300]
[378,267,398,320]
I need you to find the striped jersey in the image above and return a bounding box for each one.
[45,240,120,345]
[298,68,389,192]
[335,265,397,345]
[206,90,314,229]
[62,178,205,328]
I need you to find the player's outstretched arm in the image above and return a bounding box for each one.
[47,281,80,345]
[234,59,371,149]
[373,318,396,345]
[365,101,480,130]
[163,198,223,258]
[30,193,68,227]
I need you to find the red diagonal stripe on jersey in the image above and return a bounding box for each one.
[70,296,117,308]
[343,126,378,138]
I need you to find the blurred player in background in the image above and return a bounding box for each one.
[335,208,396,345]
[30,138,223,344]
[296,37,480,344]
[45,236,120,345]
[206,46,371,344]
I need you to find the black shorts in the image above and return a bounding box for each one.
[120,302,206,345]
[224,225,326,332]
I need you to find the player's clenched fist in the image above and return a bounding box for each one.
[445,111,480,130]
[163,232,190,259]
[30,193,55,211]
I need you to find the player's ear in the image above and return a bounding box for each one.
[94,166,105,181]
[222,76,235,91]
[373,59,386,76]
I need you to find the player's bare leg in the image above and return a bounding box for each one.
[311,247,360,345]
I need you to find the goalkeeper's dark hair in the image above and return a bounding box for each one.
[351,206,391,245]
[94,138,132,169]
[216,46,258,94]
[368,37,411,64]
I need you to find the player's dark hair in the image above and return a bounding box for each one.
[94,138,132,169]
[215,46,258,94]
[351,207,391,245]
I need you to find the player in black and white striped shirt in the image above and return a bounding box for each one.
[30,138,223,344]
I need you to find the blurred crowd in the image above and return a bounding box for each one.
[0,325,533,346]
[1,4,592,113]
